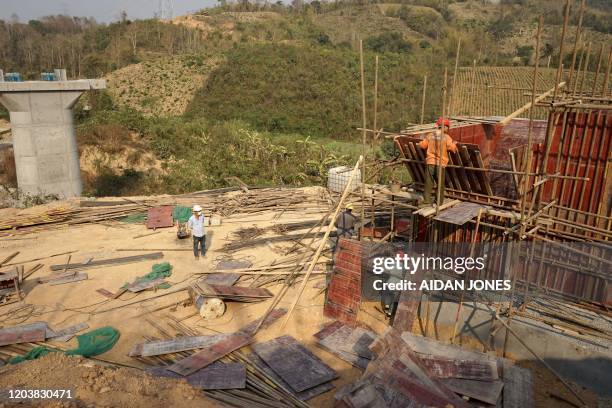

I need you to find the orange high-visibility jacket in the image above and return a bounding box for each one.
[418,130,458,167]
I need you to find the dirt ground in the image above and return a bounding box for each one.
[0,190,365,406]
[0,352,215,408]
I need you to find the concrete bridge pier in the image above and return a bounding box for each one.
[0,79,105,198]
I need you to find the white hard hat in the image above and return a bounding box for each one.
[193,205,202,212]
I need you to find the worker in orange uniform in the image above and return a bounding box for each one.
[418,117,458,205]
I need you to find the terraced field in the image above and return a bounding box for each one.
[450,66,606,119]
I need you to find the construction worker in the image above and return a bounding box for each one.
[332,203,359,252]
[188,205,206,259]
[418,117,458,205]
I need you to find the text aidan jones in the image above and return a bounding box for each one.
[373,279,512,291]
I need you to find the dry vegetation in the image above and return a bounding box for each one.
[450,67,607,118]
[105,55,222,117]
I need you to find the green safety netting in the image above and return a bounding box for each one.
[123,262,173,290]
[65,327,120,357]
[9,346,54,364]
[120,213,147,224]
[172,206,192,223]
[9,327,120,364]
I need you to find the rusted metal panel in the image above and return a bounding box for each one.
[140,334,232,357]
[442,378,503,405]
[205,284,272,298]
[125,277,167,292]
[394,136,493,196]
[47,322,89,342]
[248,353,334,401]
[418,355,498,381]
[0,322,47,346]
[503,362,534,408]
[252,335,338,393]
[50,252,163,271]
[148,362,246,390]
[48,272,88,286]
[314,321,372,369]
[433,202,485,225]
[146,205,174,229]
[168,332,252,376]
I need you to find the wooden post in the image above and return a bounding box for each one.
[469,59,477,116]
[359,40,367,239]
[373,55,379,137]
[592,43,605,96]
[371,55,379,240]
[553,0,571,102]
[436,68,448,214]
[420,74,427,124]
[519,16,543,238]
[572,40,586,95]
[602,47,612,97]
[578,41,592,96]
[448,38,461,116]
[567,0,586,86]
[282,156,363,328]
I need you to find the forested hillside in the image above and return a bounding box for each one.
[0,0,610,196]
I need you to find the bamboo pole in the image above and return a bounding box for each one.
[592,43,604,95]
[499,82,566,126]
[281,156,363,328]
[448,38,462,116]
[567,0,586,86]
[436,68,448,214]
[519,16,544,238]
[359,40,367,240]
[552,0,571,101]
[469,60,477,116]
[420,74,427,124]
[371,55,379,240]
[602,48,612,97]
[578,41,592,96]
[572,40,586,95]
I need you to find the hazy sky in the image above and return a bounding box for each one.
[0,0,217,23]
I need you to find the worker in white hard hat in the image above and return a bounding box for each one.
[332,202,359,252]
[188,205,206,259]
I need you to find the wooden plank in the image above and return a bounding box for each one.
[252,335,338,393]
[392,267,424,332]
[433,202,486,225]
[140,334,232,357]
[147,362,246,390]
[442,378,503,405]
[247,353,334,401]
[413,199,461,217]
[50,252,163,271]
[48,273,88,286]
[503,362,534,408]
[167,332,252,376]
[47,322,89,342]
[418,355,498,381]
[0,322,46,346]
